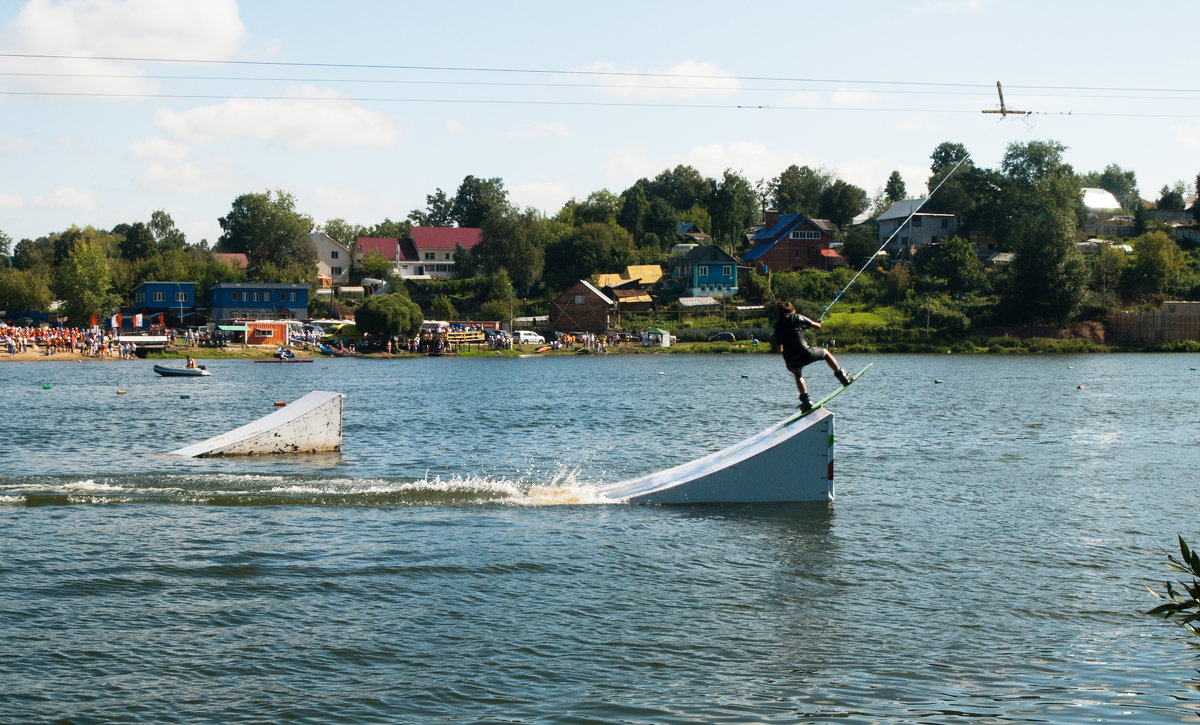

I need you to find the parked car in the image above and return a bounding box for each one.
[707,332,737,343]
[513,330,545,345]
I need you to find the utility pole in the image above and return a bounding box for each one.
[981,81,1028,117]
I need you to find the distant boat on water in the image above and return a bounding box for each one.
[153,363,210,377]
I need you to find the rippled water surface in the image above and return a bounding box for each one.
[2,353,1200,723]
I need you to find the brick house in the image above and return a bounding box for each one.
[741,210,839,273]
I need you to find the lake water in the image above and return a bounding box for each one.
[2,352,1200,723]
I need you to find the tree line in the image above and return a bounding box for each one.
[1,142,1197,338]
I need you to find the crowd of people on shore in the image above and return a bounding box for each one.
[2,325,139,359]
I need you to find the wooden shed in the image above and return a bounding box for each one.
[551,280,616,333]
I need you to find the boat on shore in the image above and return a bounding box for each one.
[153,363,210,377]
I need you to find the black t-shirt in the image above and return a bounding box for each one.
[772,313,815,359]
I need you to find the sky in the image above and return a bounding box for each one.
[1,0,1198,247]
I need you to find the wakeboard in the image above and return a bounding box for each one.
[785,363,873,423]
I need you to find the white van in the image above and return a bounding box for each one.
[512,330,545,345]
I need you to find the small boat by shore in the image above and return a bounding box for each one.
[253,358,314,364]
[153,364,210,377]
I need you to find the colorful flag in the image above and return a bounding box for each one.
[133,314,143,327]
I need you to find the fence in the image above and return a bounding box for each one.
[1106,312,1200,344]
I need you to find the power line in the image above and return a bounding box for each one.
[3,71,1199,102]
[3,89,1198,118]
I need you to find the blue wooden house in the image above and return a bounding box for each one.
[668,245,738,297]
[210,282,309,322]
[129,281,197,326]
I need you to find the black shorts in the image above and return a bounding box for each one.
[785,346,826,372]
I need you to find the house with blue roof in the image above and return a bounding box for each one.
[741,210,840,274]
[668,245,738,297]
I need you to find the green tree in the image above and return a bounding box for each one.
[707,169,758,250]
[360,250,395,282]
[451,176,510,228]
[914,236,982,294]
[320,218,367,248]
[408,188,456,227]
[1147,536,1200,641]
[430,294,457,320]
[0,267,52,314]
[544,222,635,290]
[117,222,156,261]
[59,239,121,326]
[1125,230,1182,298]
[150,210,188,252]
[1157,184,1185,212]
[1002,140,1087,324]
[884,171,906,203]
[770,164,831,216]
[617,182,650,239]
[216,190,315,280]
[354,292,423,339]
[1094,242,1127,312]
[475,207,551,290]
[818,179,868,227]
[12,237,54,272]
[1080,164,1139,211]
[573,190,622,226]
[930,141,970,176]
[363,218,411,239]
[647,164,708,211]
[477,268,516,322]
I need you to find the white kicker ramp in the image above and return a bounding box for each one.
[601,408,835,504]
[170,390,345,457]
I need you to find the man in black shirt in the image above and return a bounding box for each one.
[772,301,852,411]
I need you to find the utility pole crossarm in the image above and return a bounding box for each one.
[981,80,1029,116]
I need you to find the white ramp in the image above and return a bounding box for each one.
[170,391,345,457]
[601,408,834,504]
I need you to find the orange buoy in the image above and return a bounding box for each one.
[274,401,286,406]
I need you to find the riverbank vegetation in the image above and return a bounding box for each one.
[2,140,1198,353]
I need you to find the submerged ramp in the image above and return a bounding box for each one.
[601,408,835,504]
[170,391,345,457]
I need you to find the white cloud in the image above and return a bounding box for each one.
[127,136,190,162]
[584,59,741,100]
[0,193,23,210]
[509,181,573,213]
[138,156,236,195]
[56,135,96,153]
[303,186,372,222]
[0,132,29,153]
[155,87,398,149]
[1,0,247,95]
[506,122,569,140]
[1175,123,1200,149]
[34,186,98,211]
[444,119,465,134]
[830,89,876,107]
[908,0,988,16]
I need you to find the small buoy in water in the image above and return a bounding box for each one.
[117,390,126,395]
[274,401,286,407]
[1077,385,1086,390]
[180,394,190,399]
[934,379,944,384]
[741,374,749,378]
[658,372,665,375]
[42,384,51,389]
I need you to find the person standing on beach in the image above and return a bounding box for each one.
[772,300,853,412]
